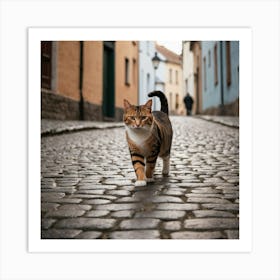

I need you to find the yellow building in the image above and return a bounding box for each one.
[41,41,138,121]
[156,44,184,115]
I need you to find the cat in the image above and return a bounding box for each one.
[123,91,173,186]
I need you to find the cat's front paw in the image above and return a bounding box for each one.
[162,171,169,177]
[135,180,147,187]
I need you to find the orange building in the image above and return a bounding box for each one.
[41,41,138,121]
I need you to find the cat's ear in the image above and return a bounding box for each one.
[123,99,131,110]
[145,99,153,111]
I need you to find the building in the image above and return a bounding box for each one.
[189,41,203,114]
[201,41,239,115]
[138,41,160,111]
[182,41,195,111]
[41,41,138,121]
[156,44,184,115]
[184,41,239,116]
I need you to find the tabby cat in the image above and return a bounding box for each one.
[123,91,173,186]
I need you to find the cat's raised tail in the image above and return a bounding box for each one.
[147,91,169,115]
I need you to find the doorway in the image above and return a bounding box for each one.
[103,41,115,120]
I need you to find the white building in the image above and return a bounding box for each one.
[138,41,161,111]
[182,41,195,102]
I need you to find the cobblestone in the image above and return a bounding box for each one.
[55,218,116,230]
[110,230,160,239]
[135,210,185,220]
[119,218,160,230]
[170,231,223,239]
[41,116,239,239]
[184,218,239,230]
[45,209,86,218]
[75,231,102,239]
[163,221,181,231]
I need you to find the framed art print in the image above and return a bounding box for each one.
[28,27,252,253]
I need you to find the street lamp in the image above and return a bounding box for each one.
[151,52,161,110]
[152,52,161,70]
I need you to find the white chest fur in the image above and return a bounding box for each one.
[125,126,151,147]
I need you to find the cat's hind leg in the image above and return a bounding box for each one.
[162,155,170,176]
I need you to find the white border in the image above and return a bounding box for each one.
[28,27,252,253]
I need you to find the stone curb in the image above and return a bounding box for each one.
[41,121,124,136]
[194,115,239,129]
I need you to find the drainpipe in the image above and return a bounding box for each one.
[79,41,84,120]
[219,41,224,114]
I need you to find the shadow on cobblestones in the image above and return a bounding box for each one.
[41,116,239,239]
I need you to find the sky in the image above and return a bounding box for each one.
[156,41,182,55]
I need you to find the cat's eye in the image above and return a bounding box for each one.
[129,116,136,120]
[141,116,148,120]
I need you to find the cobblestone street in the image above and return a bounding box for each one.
[41,116,239,239]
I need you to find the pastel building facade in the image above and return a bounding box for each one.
[201,41,239,115]
[138,41,160,110]
[183,41,239,115]
[182,41,195,112]
[156,44,184,115]
[41,41,138,121]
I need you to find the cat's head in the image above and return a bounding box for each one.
[123,99,153,129]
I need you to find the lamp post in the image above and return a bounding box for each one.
[151,52,161,110]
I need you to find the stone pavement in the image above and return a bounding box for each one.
[41,116,239,239]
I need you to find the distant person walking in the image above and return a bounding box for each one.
[183,93,194,116]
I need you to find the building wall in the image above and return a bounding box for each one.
[56,41,80,101]
[182,41,195,99]
[201,41,222,110]
[153,50,165,111]
[115,41,138,111]
[139,41,155,104]
[190,41,202,114]
[83,41,103,106]
[41,41,139,121]
[222,41,239,105]
[165,62,184,114]
[138,41,161,111]
[201,41,239,114]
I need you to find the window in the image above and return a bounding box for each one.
[169,69,172,83]
[214,44,218,85]
[169,92,173,110]
[185,79,188,93]
[125,58,130,86]
[208,50,211,67]
[226,41,232,86]
[175,93,179,109]
[175,70,178,84]
[133,58,136,85]
[203,57,207,90]
[146,73,150,92]
[41,41,52,89]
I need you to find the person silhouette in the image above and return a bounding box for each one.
[183,93,194,116]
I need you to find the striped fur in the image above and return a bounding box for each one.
[123,92,173,186]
